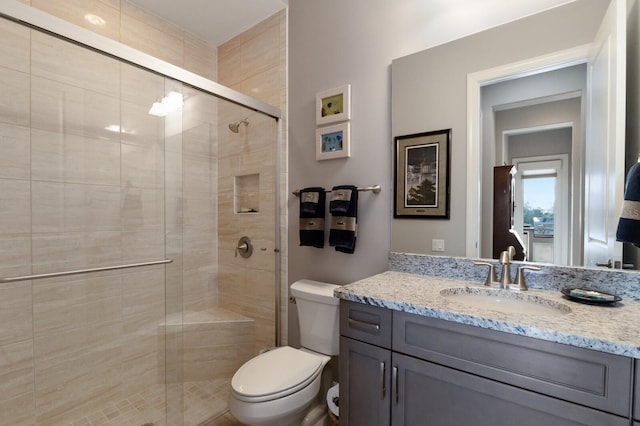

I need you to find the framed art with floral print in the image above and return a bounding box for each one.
[315,84,351,125]
[316,122,350,160]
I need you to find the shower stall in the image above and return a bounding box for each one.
[0,3,281,426]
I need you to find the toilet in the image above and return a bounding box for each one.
[229,279,340,426]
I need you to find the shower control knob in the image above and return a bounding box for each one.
[235,236,253,258]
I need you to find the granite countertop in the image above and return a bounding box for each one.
[335,270,640,358]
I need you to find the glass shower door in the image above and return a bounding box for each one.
[0,12,279,426]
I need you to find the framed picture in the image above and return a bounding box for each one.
[316,84,351,125]
[394,129,451,218]
[316,122,350,160]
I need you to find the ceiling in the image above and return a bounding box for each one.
[126,0,288,46]
[126,0,573,48]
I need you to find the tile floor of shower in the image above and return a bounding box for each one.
[63,380,242,426]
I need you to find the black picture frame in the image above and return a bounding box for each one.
[394,129,451,219]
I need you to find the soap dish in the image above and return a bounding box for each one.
[561,287,621,305]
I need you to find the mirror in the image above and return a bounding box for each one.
[390,0,631,268]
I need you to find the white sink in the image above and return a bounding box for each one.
[440,287,571,316]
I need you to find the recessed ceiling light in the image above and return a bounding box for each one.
[84,14,106,26]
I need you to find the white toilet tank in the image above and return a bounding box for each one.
[290,279,341,356]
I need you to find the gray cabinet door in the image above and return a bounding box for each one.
[339,336,391,426]
[393,311,632,416]
[391,352,629,426]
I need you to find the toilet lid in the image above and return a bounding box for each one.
[231,346,324,401]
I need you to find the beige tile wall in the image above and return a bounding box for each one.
[0,16,174,422]
[30,0,217,81]
[217,9,289,348]
[26,0,223,317]
[0,7,219,425]
[0,18,35,425]
[0,2,287,424]
[217,104,278,352]
[28,0,288,346]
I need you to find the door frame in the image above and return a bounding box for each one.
[512,154,570,265]
[465,44,591,258]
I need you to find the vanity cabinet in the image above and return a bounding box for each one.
[339,300,632,426]
[339,301,392,426]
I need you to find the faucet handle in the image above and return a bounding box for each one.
[513,265,541,291]
[474,261,497,286]
[499,246,516,264]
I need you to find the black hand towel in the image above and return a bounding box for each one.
[329,185,358,253]
[616,162,640,247]
[299,187,326,248]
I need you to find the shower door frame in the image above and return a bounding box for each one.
[0,1,281,121]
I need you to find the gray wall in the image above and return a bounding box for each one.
[391,0,608,257]
[286,0,629,345]
[507,127,573,161]
[287,0,574,344]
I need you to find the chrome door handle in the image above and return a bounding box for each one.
[595,259,615,268]
[347,318,380,331]
[595,259,635,269]
[380,361,386,400]
[392,366,399,404]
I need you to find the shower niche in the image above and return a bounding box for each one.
[234,173,260,213]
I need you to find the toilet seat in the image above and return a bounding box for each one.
[231,346,325,403]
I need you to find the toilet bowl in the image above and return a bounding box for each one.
[229,280,340,426]
[229,346,330,425]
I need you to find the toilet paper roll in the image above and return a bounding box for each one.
[327,383,339,417]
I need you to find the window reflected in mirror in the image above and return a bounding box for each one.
[514,156,568,265]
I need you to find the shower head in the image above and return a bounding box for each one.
[229,118,249,133]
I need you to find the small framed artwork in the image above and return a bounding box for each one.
[394,129,451,218]
[316,122,350,160]
[316,84,351,125]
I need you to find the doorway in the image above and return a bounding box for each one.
[513,153,570,264]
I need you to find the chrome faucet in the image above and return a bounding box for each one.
[498,246,516,288]
[474,246,540,291]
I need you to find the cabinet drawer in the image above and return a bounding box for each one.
[340,300,391,348]
[393,311,632,417]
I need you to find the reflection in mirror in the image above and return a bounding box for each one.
[514,153,570,265]
[473,0,627,267]
[479,65,585,266]
[390,0,637,270]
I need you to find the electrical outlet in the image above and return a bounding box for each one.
[432,239,445,252]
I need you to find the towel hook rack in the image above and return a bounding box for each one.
[292,184,381,197]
